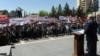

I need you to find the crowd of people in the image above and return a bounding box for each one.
[0,21,85,46]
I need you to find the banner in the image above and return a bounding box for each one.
[59,16,67,20]
[0,15,9,23]
[9,18,29,25]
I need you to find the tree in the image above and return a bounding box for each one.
[0,10,9,15]
[85,8,92,16]
[63,2,70,16]
[71,7,76,16]
[2,10,9,15]
[39,10,48,17]
[23,11,29,17]
[50,6,57,17]
[68,9,72,16]
[16,7,23,18]
[76,6,84,17]
[0,10,3,14]
[57,4,63,17]
[9,10,17,18]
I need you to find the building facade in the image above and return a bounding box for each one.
[77,0,99,12]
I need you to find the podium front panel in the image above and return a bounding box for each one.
[73,34,84,56]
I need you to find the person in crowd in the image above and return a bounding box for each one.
[96,15,100,34]
[84,15,98,56]
[52,24,58,37]
[71,22,77,30]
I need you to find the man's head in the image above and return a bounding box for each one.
[89,16,95,20]
[88,14,95,21]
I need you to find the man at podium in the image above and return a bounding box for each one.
[84,15,98,56]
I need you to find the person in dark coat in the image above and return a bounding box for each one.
[84,16,98,56]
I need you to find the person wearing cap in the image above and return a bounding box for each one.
[84,15,98,56]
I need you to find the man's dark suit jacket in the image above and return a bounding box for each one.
[85,20,98,41]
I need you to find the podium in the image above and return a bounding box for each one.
[72,29,84,56]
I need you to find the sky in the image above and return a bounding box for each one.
[0,0,99,13]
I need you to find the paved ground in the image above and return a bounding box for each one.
[11,35,100,56]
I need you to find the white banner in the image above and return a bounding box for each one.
[9,18,29,25]
[59,16,67,20]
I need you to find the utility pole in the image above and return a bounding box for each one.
[92,0,97,21]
